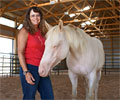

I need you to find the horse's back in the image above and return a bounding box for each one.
[92,37,103,48]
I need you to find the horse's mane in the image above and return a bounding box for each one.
[64,24,90,52]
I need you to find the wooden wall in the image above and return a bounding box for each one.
[101,36,120,68]
[0,24,16,38]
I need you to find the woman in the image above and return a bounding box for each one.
[18,7,54,100]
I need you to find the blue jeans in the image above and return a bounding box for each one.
[20,64,54,100]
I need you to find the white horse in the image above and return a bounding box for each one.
[38,20,105,100]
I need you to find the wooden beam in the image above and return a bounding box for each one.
[91,34,120,38]
[96,23,119,26]
[0,24,18,38]
[116,0,120,3]
[71,1,104,34]
[78,0,87,28]
[60,6,73,20]
[0,1,20,18]
[95,34,120,37]
[105,0,120,12]
[45,4,56,15]
[5,0,77,13]
[16,14,26,28]
[89,0,96,18]
[0,34,15,39]
[62,16,120,24]
[0,24,17,32]
[45,6,120,18]
[23,0,35,6]
[72,0,87,25]
[60,0,83,20]
[90,32,120,35]
[60,0,77,2]
[89,33,120,37]
[103,3,119,22]
[40,7,59,22]
[0,0,18,16]
[85,27,120,32]
[62,0,83,11]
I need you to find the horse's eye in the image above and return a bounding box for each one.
[53,43,60,48]
[53,45,57,48]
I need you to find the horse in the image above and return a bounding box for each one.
[38,20,105,100]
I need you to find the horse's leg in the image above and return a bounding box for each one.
[86,71,97,100]
[84,77,89,99]
[68,70,78,100]
[94,70,101,100]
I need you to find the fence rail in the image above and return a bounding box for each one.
[0,53,20,77]
[0,53,119,77]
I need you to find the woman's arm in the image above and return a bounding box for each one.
[18,28,35,85]
[18,28,28,72]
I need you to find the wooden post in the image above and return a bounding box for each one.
[110,37,113,68]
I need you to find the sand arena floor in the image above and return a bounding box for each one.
[0,73,120,100]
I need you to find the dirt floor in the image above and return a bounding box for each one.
[0,73,120,100]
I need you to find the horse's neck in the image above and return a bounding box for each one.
[64,26,89,54]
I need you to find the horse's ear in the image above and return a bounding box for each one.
[58,19,63,31]
[45,20,53,30]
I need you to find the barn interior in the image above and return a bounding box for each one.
[0,0,120,100]
[0,0,120,75]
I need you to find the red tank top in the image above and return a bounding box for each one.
[25,30,45,66]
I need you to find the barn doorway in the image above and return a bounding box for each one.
[0,37,14,76]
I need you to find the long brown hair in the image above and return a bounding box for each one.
[23,6,47,36]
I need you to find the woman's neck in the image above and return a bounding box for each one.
[34,25,39,31]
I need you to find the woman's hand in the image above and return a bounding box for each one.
[25,72,35,85]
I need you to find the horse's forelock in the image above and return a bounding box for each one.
[68,24,77,30]
[46,25,64,45]
[47,25,62,36]
[46,26,57,37]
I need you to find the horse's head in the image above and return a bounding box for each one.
[38,20,69,77]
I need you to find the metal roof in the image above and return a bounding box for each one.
[0,0,120,38]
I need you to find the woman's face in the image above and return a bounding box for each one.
[30,9,40,27]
